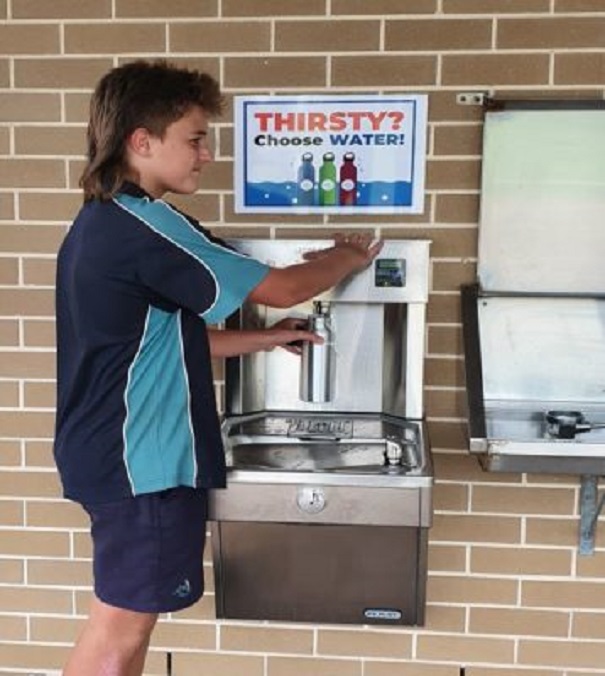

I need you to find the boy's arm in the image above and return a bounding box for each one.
[248,234,383,308]
[208,319,322,357]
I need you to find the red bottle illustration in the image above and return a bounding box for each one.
[339,152,357,206]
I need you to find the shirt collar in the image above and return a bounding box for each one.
[119,181,155,200]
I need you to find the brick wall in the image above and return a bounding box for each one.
[1,0,604,674]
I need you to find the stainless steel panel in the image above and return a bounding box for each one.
[478,105,605,293]
[481,452,605,475]
[228,303,387,414]
[478,295,605,405]
[225,239,429,419]
[229,239,431,303]
[461,284,605,474]
[227,302,426,418]
[211,521,427,625]
[210,483,425,526]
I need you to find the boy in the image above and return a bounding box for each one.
[54,60,381,676]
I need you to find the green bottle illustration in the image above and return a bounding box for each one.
[319,152,337,206]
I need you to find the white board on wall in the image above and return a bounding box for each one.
[478,104,605,294]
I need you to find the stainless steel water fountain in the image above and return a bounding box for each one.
[209,239,433,626]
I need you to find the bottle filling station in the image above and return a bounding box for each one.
[209,239,433,625]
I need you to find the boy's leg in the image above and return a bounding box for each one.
[63,595,158,676]
[67,487,208,675]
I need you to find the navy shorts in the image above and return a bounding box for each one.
[82,487,208,614]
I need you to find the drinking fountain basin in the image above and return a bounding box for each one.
[222,412,430,480]
[211,412,432,527]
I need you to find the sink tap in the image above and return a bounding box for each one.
[384,438,404,467]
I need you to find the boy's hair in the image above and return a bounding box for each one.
[80,60,224,201]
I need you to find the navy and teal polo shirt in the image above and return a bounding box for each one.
[54,182,269,504]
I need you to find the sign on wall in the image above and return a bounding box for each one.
[234,94,428,215]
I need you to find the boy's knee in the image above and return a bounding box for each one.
[91,598,158,648]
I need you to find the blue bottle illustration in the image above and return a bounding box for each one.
[296,152,315,206]
[319,152,337,206]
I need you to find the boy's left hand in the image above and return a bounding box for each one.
[266,317,322,355]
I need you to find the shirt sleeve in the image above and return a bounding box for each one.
[114,193,269,324]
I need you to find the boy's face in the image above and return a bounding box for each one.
[140,105,213,198]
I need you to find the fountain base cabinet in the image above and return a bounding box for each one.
[211,521,428,626]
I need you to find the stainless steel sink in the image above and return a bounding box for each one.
[223,412,429,480]
[212,412,432,529]
[227,441,413,474]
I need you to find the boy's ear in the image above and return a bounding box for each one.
[127,127,153,157]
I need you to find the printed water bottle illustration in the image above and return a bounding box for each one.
[296,152,315,206]
[339,152,358,206]
[319,152,337,206]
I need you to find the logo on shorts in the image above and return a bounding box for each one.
[173,578,192,598]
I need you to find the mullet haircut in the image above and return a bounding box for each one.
[80,60,224,202]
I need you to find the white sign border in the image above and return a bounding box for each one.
[233,93,428,215]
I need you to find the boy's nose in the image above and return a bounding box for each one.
[200,146,213,162]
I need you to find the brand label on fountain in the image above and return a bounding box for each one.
[364,608,403,621]
[287,417,353,438]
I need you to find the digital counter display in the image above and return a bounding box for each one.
[375,258,406,288]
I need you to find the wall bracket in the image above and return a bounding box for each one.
[456,92,488,106]
[579,475,603,556]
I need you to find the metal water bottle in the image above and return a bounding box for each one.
[300,301,333,403]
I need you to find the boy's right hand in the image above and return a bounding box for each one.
[247,233,383,309]
[303,232,383,272]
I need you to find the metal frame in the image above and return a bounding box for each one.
[462,284,605,554]
[485,99,605,112]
